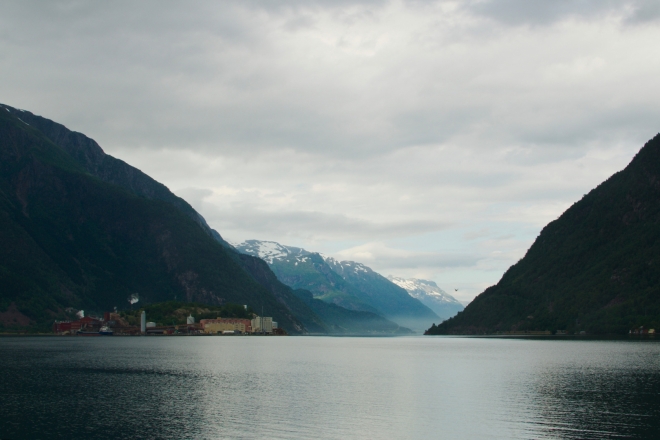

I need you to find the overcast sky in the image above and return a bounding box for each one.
[2,1,659,303]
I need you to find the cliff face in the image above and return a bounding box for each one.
[428,134,660,335]
[0,104,311,333]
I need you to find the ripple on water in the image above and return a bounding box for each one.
[1,337,659,439]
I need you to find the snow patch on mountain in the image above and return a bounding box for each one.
[388,277,461,305]
[387,276,464,320]
[235,240,312,264]
[322,255,371,274]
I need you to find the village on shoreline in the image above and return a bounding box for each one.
[52,307,287,336]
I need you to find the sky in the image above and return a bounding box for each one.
[2,1,660,303]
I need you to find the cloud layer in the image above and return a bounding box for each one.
[2,0,659,302]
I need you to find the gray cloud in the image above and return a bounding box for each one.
[339,250,480,270]
[2,0,659,301]
[625,0,660,24]
[463,0,653,27]
[174,191,453,241]
[2,0,657,162]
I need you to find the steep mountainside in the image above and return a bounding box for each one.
[388,277,463,321]
[236,240,439,332]
[0,104,319,333]
[9,106,337,328]
[2,106,233,248]
[428,134,660,335]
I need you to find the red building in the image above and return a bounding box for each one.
[53,321,72,333]
[54,316,102,334]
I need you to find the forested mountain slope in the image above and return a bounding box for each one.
[427,134,660,335]
[5,105,233,248]
[0,104,316,333]
[3,105,337,332]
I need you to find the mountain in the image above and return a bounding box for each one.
[236,240,378,312]
[236,240,439,332]
[387,277,463,321]
[427,134,660,335]
[0,103,408,336]
[323,257,440,332]
[2,105,234,249]
[0,104,323,333]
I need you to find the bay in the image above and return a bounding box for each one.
[1,336,659,439]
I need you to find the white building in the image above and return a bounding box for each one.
[251,316,273,333]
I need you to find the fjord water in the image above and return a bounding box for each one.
[1,337,659,439]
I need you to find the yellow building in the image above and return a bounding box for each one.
[201,318,251,334]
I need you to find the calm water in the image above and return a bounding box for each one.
[1,336,659,439]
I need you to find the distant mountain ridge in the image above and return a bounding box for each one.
[387,277,463,321]
[321,256,440,331]
[427,133,660,335]
[235,240,439,332]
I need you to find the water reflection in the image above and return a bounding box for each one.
[528,343,660,439]
[0,337,658,439]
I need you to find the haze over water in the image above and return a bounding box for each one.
[1,336,659,439]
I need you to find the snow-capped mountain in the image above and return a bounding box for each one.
[323,257,440,332]
[235,240,376,313]
[235,240,440,332]
[387,277,464,321]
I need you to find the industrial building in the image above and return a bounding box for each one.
[251,316,273,334]
[200,318,252,334]
[200,316,277,334]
